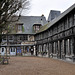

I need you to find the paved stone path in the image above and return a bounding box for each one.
[0,57,75,75]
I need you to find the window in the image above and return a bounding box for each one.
[20,36,22,40]
[2,35,6,40]
[33,25,40,32]
[11,47,15,52]
[36,26,40,31]
[9,35,13,40]
[24,35,28,41]
[18,25,22,31]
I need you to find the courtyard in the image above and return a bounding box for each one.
[0,57,75,75]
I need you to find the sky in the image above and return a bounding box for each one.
[21,0,75,20]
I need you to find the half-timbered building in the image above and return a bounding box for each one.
[35,4,75,60]
[0,15,47,56]
[0,3,75,62]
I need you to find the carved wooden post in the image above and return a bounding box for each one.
[9,47,10,55]
[42,44,43,56]
[72,37,75,56]
[16,46,17,56]
[48,43,50,57]
[58,40,61,59]
[23,46,24,53]
[6,47,7,56]
[62,39,66,59]
[51,42,53,57]
[35,45,37,56]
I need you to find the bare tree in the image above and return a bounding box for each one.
[0,0,30,43]
[0,0,30,32]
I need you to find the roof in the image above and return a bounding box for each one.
[8,16,47,34]
[48,10,61,21]
[37,4,75,33]
[20,16,47,34]
[37,23,50,33]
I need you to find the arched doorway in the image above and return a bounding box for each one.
[17,47,22,55]
[25,46,30,53]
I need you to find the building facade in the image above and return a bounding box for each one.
[0,15,47,56]
[0,4,75,62]
[35,4,75,60]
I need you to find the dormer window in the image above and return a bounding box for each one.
[16,23,23,33]
[18,25,22,31]
[33,24,42,32]
[34,25,39,31]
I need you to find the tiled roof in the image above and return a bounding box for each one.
[37,4,75,33]
[9,16,47,34]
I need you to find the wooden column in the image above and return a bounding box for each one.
[21,46,22,56]
[35,45,37,56]
[52,43,53,54]
[37,45,39,56]
[45,44,46,53]
[16,46,17,56]
[64,40,66,55]
[48,43,50,57]
[6,47,7,56]
[51,42,53,58]
[23,46,24,53]
[58,40,61,59]
[9,47,10,55]
[62,39,66,59]
[42,44,43,56]
[72,37,75,56]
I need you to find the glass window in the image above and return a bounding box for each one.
[11,47,15,52]
[36,26,39,31]
[2,35,6,40]
[18,25,22,31]
[24,35,28,40]
[9,35,13,40]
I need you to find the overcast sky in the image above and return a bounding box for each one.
[21,0,75,20]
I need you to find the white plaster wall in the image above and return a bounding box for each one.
[1,47,6,55]
[10,48,16,55]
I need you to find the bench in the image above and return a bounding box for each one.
[0,55,10,65]
[1,57,9,64]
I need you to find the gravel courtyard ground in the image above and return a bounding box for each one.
[0,57,75,75]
